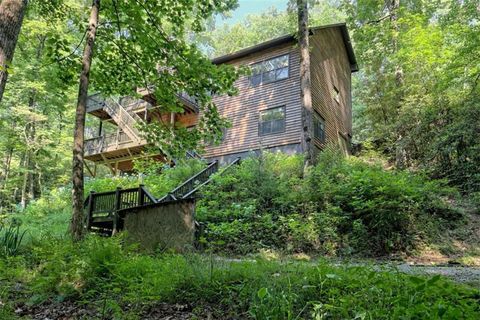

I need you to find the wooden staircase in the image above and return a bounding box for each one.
[84,158,240,236]
[102,97,145,143]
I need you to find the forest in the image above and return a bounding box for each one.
[0,0,479,319]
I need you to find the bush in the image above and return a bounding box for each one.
[197,150,460,256]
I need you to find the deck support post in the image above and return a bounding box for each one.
[138,184,145,206]
[112,187,121,235]
[85,191,95,231]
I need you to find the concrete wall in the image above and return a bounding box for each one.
[122,198,196,252]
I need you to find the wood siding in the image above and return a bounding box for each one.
[204,44,303,159]
[309,28,352,153]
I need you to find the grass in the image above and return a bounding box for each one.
[1,236,479,319]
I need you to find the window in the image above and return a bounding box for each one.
[313,112,325,143]
[205,127,227,146]
[332,85,340,103]
[259,106,286,136]
[250,54,289,86]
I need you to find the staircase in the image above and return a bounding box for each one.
[84,158,240,236]
[103,97,145,143]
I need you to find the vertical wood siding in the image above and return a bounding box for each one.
[309,28,352,152]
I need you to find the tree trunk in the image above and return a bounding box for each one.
[20,150,29,210]
[0,0,28,103]
[0,146,14,213]
[70,0,100,241]
[387,0,407,168]
[297,0,314,165]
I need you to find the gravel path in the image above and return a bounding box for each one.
[395,264,480,286]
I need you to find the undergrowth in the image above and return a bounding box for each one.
[197,150,461,256]
[0,236,478,319]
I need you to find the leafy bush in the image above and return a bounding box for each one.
[197,150,460,256]
[85,158,206,198]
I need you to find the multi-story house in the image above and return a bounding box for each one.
[83,23,358,175]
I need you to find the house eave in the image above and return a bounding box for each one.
[211,23,359,73]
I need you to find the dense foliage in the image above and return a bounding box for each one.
[197,151,460,256]
[343,0,480,193]
[0,236,478,319]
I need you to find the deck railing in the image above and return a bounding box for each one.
[85,185,157,234]
[84,131,134,156]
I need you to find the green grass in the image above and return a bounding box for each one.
[1,236,479,319]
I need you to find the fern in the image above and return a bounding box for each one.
[0,224,26,257]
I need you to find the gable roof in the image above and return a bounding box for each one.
[211,23,358,72]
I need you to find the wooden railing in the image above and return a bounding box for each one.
[158,160,219,202]
[85,185,157,234]
[84,158,241,235]
[84,131,134,156]
[103,98,143,141]
[86,93,105,112]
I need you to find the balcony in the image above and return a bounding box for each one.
[84,131,148,163]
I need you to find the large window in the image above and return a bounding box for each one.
[259,106,286,136]
[250,54,289,86]
[313,112,326,143]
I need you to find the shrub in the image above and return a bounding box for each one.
[197,150,460,256]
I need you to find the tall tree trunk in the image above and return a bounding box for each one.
[0,146,14,213]
[297,0,314,165]
[70,0,100,241]
[387,0,407,168]
[20,150,29,210]
[0,0,28,103]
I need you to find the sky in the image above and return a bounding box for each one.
[217,0,289,25]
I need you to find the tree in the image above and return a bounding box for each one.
[70,0,100,241]
[200,1,345,57]
[297,0,314,165]
[0,0,28,103]
[0,0,80,213]
[69,0,240,240]
[344,0,480,192]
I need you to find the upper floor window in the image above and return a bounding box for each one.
[250,54,289,86]
[313,112,326,143]
[259,106,286,136]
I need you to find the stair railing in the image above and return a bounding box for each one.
[103,98,144,142]
[182,157,241,199]
[158,160,218,202]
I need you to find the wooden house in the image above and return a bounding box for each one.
[84,23,358,175]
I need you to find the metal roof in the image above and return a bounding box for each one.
[211,23,358,72]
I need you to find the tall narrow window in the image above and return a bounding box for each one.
[259,106,286,136]
[332,86,340,103]
[313,112,326,143]
[250,54,289,86]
